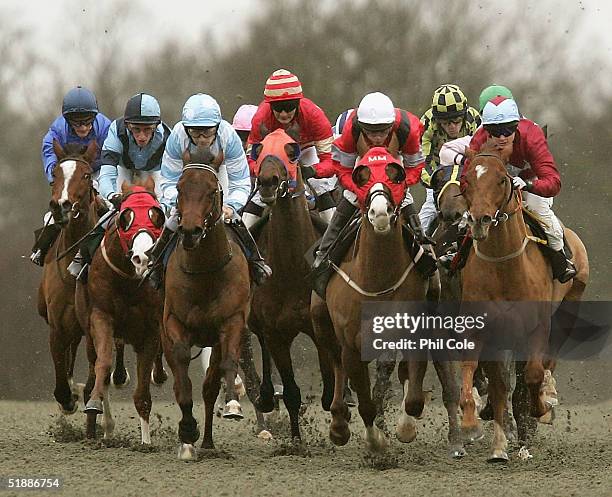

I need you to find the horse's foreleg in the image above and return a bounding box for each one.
[268,334,302,440]
[49,327,77,414]
[305,327,335,413]
[485,362,509,462]
[343,346,387,453]
[219,317,245,421]
[432,359,465,458]
[133,334,159,445]
[526,323,549,419]
[111,338,130,388]
[372,351,396,431]
[460,359,482,442]
[202,344,223,449]
[83,332,97,407]
[163,313,198,459]
[85,309,115,439]
[151,344,168,386]
[238,329,270,436]
[249,320,275,413]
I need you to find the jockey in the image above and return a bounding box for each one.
[146,93,272,287]
[243,69,337,226]
[66,92,171,279]
[303,92,437,299]
[31,86,111,266]
[418,84,481,234]
[466,96,576,283]
[232,104,258,150]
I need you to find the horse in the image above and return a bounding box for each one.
[37,140,101,414]
[162,146,251,460]
[75,177,166,443]
[459,146,589,461]
[311,148,464,456]
[248,128,335,440]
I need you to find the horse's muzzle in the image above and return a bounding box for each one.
[179,225,204,250]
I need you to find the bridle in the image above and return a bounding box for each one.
[178,164,224,243]
[53,157,93,223]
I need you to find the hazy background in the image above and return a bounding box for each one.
[1,0,610,398]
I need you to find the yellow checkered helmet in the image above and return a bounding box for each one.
[431,84,468,120]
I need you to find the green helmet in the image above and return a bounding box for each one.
[478,85,514,113]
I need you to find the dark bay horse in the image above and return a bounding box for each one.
[459,147,589,461]
[75,178,166,442]
[311,148,464,456]
[38,140,100,414]
[163,147,251,460]
[248,128,334,440]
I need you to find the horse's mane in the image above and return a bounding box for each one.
[186,146,217,165]
[259,122,301,143]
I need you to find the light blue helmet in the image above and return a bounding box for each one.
[182,93,222,127]
[481,96,520,125]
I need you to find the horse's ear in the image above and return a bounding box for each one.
[182,148,192,165]
[83,140,98,165]
[53,139,66,160]
[385,162,405,184]
[251,143,263,162]
[352,165,371,187]
[285,143,301,163]
[143,175,156,194]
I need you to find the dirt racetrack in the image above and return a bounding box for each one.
[1,358,611,497]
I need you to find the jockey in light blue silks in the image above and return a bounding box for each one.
[66,93,172,279]
[145,93,272,288]
[31,86,111,266]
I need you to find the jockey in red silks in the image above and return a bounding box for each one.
[465,96,576,283]
[303,91,437,299]
[243,69,337,227]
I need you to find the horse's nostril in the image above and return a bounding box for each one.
[481,215,492,225]
[132,255,141,266]
[60,200,72,212]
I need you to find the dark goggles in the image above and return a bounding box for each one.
[484,122,518,138]
[186,126,218,139]
[68,116,95,128]
[270,99,300,113]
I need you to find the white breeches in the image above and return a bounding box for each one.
[522,191,564,251]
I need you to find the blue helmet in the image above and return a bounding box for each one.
[62,86,98,117]
[181,94,222,127]
[124,93,161,124]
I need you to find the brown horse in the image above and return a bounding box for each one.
[75,177,166,443]
[459,146,589,461]
[311,148,464,456]
[38,140,100,414]
[248,129,334,439]
[162,147,251,460]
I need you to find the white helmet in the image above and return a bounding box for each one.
[357,92,395,125]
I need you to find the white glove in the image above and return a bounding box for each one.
[512,176,527,190]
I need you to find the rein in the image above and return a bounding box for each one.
[100,230,137,280]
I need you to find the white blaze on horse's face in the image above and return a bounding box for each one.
[59,161,78,205]
[367,183,392,234]
[130,232,154,277]
[475,165,488,180]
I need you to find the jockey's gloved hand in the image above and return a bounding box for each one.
[299,164,317,181]
[109,193,122,210]
[512,176,533,191]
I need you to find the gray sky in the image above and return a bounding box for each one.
[6,0,612,112]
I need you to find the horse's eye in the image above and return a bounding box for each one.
[84,173,91,180]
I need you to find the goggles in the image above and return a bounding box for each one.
[270,99,300,113]
[186,126,218,139]
[485,123,518,138]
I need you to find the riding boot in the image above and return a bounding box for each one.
[144,225,175,289]
[30,224,62,266]
[229,220,272,285]
[400,204,437,278]
[311,197,358,299]
[550,249,577,283]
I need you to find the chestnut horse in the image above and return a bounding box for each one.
[163,147,251,460]
[248,129,334,439]
[38,140,100,414]
[311,149,464,456]
[459,147,589,461]
[75,177,166,443]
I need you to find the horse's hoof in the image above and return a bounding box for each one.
[58,398,78,416]
[255,395,275,414]
[111,369,130,388]
[343,391,357,408]
[178,443,197,461]
[329,422,351,446]
[462,425,484,444]
[150,368,168,386]
[83,399,103,414]
[364,426,388,453]
[257,429,273,441]
[396,413,417,443]
[487,449,509,463]
[449,446,467,459]
[222,400,243,420]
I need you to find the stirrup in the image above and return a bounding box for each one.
[67,259,83,278]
